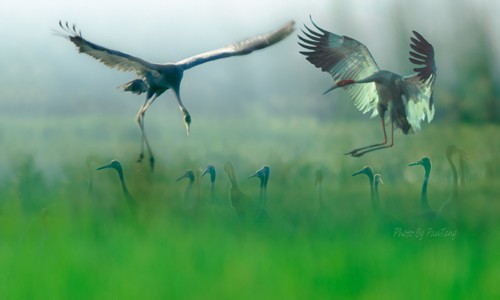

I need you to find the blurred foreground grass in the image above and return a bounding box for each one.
[0,114,499,299]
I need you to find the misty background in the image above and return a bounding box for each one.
[1,0,498,122]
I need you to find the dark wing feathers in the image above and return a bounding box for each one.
[298,25,342,73]
[58,21,153,74]
[298,19,379,77]
[403,31,436,129]
[409,30,436,82]
[298,17,380,117]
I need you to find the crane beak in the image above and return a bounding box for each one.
[96,163,112,171]
[176,173,189,182]
[324,79,356,95]
[201,165,216,181]
[249,167,266,179]
[408,160,421,167]
[248,171,259,179]
[352,169,365,177]
[96,160,121,172]
[323,85,338,95]
[176,170,195,182]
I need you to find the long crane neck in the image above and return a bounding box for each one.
[421,166,431,212]
[447,152,459,202]
[226,166,239,189]
[459,155,465,189]
[260,184,268,210]
[367,173,379,212]
[317,181,323,206]
[87,167,94,194]
[184,180,194,204]
[117,169,136,214]
[210,182,215,199]
[374,180,380,210]
[260,170,270,210]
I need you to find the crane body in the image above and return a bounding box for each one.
[299,17,436,157]
[57,20,295,169]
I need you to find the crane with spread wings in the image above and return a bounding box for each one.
[57,20,295,169]
[299,17,436,157]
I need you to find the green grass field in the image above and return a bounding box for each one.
[0,114,499,299]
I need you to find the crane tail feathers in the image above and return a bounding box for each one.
[119,79,148,95]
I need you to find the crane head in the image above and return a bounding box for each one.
[446,145,469,159]
[352,166,374,177]
[323,79,356,95]
[177,170,195,183]
[96,160,123,173]
[409,156,431,169]
[201,164,216,182]
[224,162,233,174]
[249,165,270,187]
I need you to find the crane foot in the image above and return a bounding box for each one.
[149,156,155,171]
[344,150,364,157]
[137,153,144,163]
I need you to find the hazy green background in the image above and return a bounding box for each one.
[0,0,499,299]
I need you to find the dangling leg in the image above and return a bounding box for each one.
[135,97,149,163]
[345,117,389,156]
[141,115,156,170]
[349,121,395,157]
[135,94,159,170]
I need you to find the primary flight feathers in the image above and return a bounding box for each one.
[57,20,295,74]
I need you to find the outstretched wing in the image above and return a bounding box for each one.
[176,20,295,71]
[57,21,154,74]
[403,31,436,131]
[409,31,436,82]
[298,17,380,117]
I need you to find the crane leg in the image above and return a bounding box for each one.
[135,94,159,170]
[353,124,394,156]
[135,98,148,163]
[347,121,395,157]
